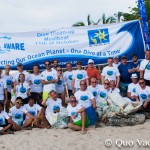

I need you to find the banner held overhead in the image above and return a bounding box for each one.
[0,20,145,70]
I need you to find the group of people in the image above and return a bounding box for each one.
[0,49,150,134]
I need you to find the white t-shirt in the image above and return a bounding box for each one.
[87,84,101,104]
[41,70,58,92]
[101,66,120,82]
[29,73,43,93]
[9,106,27,126]
[74,90,93,108]
[99,85,112,101]
[2,74,13,93]
[15,82,30,99]
[55,77,65,94]
[0,111,10,125]
[136,86,150,103]
[128,83,139,96]
[24,104,42,120]
[111,87,120,94]
[63,70,74,90]
[140,59,150,80]
[67,104,82,122]
[72,70,88,88]
[113,62,120,68]
[45,98,62,115]
[0,78,7,100]
[13,71,30,83]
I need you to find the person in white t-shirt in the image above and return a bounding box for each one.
[63,63,74,97]
[67,96,90,134]
[135,78,150,110]
[24,96,48,128]
[13,73,30,104]
[51,59,59,72]
[72,61,89,94]
[13,63,30,86]
[41,60,58,100]
[109,80,120,94]
[140,50,150,86]
[9,97,36,130]
[74,80,97,126]
[42,90,62,117]
[55,66,66,106]
[0,69,8,104]
[101,57,120,88]
[127,74,139,101]
[87,77,101,105]
[30,64,43,105]
[99,79,112,101]
[2,65,13,112]
[113,55,120,68]
[0,102,17,134]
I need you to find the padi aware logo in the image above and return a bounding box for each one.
[88,28,110,46]
[0,35,25,54]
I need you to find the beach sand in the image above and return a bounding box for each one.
[0,120,150,150]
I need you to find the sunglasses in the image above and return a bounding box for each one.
[80,83,86,85]
[139,82,144,84]
[77,64,82,65]
[92,82,97,83]
[89,63,93,64]
[122,58,127,59]
[45,64,50,66]
[104,83,109,85]
[57,70,62,71]
[70,100,76,103]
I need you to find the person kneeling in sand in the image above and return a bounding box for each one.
[9,97,37,130]
[24,96,49,128]
[67,96,90,134]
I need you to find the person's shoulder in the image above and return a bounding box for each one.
[57,98,62,102]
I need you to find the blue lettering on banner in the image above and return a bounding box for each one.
[4,43,25,51]
[88,28,110,46]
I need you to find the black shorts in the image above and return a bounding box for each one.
[22,97,29,105]
[145,79,150,86]
[30,92,42,105]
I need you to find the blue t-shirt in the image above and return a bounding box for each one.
[118,63,131,83]
[128,61,140,78]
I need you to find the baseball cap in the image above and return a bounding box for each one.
[88,59,94,64]
[131,73,138,79]
[113,55,118,59]
[121,55,127,59]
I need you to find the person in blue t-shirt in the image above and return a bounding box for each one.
[118,55,131,97]
[128,54,140,78]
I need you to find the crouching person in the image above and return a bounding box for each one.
[24,96,48,128]
[67,96,90,134]
[9,97,37,130]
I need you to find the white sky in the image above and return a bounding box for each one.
[0,0,137,32]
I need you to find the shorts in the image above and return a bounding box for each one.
[56,86,64,94]
[43,92,49,100]
[74,117,90,128]
[31,92,42,105]
[120,82,129,97]
[68,90,73,97]
[22,97,29,104]
[145,79,150,86]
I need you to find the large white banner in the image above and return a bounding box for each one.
[0,20,145,69]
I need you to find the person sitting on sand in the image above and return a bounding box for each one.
[67,96,90,133]
[42,90,62,124]
[9,97,37,130]
[0,102,17,135]
[23,96,49,128]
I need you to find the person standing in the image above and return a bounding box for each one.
[41,60,58,100]
[118,55,131,96]
[113,56,120,68]
[30,65,43,105]
[140,50,150,86]
[85,59,100,84]
[2,65,13,112]
[101,57,120,88]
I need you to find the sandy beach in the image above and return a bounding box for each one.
[0,120,150,150]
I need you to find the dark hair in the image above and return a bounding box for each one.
[33,64,39,68]
[52,59,58,64]
[19,73,25,79]
[28,96,35,101]
[44,60,51,65]
[139,78,145,82]
[49,90,56,95]
[0,102,4,109]
[16,97,23,101]
[108,57,113,60]
[66,62,72,66]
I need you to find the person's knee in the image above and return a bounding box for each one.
[68,123,72,128]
